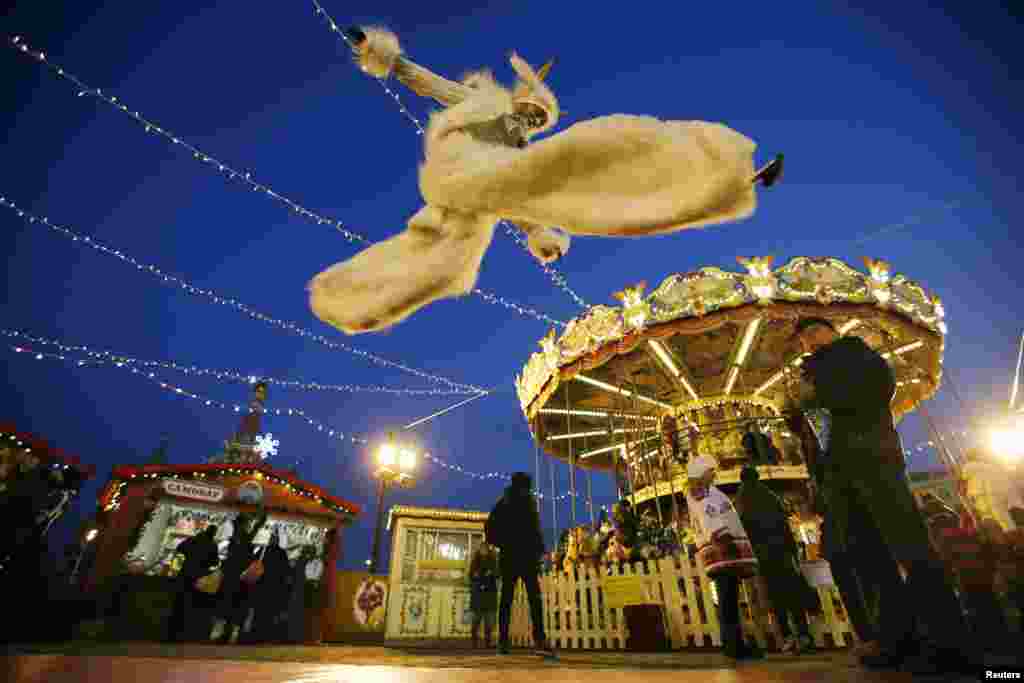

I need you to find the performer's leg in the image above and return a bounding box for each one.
[309,206,496,334]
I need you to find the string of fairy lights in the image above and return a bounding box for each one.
[5,341,962,506]
[7,36,567,329]
[4,344,539,484]
[0,197,484,394]
[306,3,590,311]
[0,330,479,397]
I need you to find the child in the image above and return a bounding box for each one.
[685,455,761,659]
[469,541,499,648]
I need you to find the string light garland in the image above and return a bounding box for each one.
[0,329,479,397]
[304,8,590,311]
[8,344,371,447]
[5,345,533,484]
[102,465,360,517]
[0,197,484,394]
[7,36,566,328]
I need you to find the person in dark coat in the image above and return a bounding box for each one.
[488,472,554,657]
[167,524,219,642]
[285,545,316,644]
[468,541,499,648]
[792,317,973,674]
[735,465,816,654]
[211,510,268,643]
[251,528,292,643]
[787,407,890,657]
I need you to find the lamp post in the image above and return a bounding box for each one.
[368,432,418,574]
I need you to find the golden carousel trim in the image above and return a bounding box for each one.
[516,256,946,424]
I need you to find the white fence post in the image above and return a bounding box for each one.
[507,553,855,652]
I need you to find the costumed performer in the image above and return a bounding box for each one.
[308,26,784,334]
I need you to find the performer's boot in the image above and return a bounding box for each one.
[753,154,784,187]
[209,619,226,642]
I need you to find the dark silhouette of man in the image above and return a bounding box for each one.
[487,472,554,657]
[792,317,973,674]
[167,524,219,642]
[735,465,817,654]
[252,529,292,642]
[212,510,267,643]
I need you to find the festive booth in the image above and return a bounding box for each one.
[87,462,358,641]
[83,383,360,643]
[384,505,488,641]
[511,255,946,652]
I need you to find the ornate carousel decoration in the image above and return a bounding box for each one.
[517,255,946,566]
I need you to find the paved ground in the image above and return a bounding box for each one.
[4,643,1003,682]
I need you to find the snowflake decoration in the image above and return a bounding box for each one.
[254,433,279,459]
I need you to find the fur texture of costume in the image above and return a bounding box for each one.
[310,27,761,334]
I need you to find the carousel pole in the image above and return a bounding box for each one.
[566,384,578,528]
[533,416,544,529]
[587,466,596,528]
[550,447,559,549]
[617,379,639,509]
[632,376,663,525]
[609,412,623,500]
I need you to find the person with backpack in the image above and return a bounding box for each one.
[487,472,554,658]
[792,317,974,674]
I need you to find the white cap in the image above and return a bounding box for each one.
[687,455,717,479]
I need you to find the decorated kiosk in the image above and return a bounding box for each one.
[84,383,360,643]
[511,256,946,652]
[384,505,489,641]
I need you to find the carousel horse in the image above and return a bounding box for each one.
[308,26,785,334]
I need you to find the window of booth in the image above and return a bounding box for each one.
[125,501,330,577]
[397,526,484,583]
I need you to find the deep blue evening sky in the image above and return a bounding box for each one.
[3,1,1022,570]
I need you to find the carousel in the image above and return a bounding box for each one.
[511,256,946,650]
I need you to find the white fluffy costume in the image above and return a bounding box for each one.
[309,27,763,334]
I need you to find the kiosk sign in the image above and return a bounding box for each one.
[162,479,225,503]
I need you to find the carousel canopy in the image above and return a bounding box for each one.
[516,257,946,472]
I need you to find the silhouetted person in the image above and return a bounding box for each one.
[735,465,816,654]
[252,529,291,642]
[167,525,219,642]
[468,541,499,648]
[286,546,316,644]
[211,510,267,643]
[793,317,973,674]
[488,472,554,657]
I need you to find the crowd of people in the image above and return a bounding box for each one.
[166,509,319,645]
[0,448,86,641]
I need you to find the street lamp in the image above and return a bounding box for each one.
[368,432,418,574]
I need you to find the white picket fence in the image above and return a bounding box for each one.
[509,553,855,651]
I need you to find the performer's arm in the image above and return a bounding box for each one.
[345,26,470,107]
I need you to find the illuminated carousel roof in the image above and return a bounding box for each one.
[516,257,946,472]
